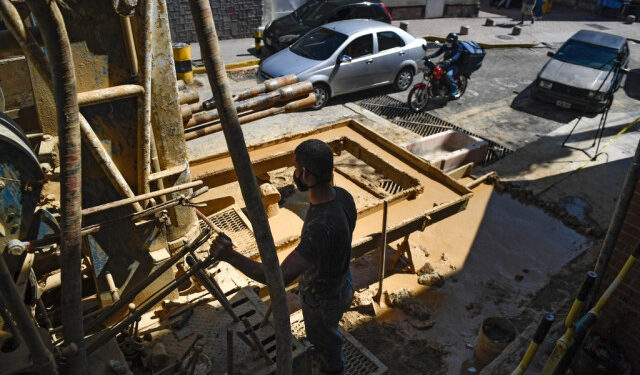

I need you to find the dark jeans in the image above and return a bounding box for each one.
[301,271,354,375]
[446,65,459,95]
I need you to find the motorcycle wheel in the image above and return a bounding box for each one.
[452,75,468,100]
[408,86,430,113]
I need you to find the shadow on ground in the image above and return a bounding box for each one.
[511,83,600,123]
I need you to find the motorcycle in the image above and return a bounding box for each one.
[407,56,469,113]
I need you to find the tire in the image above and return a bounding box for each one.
[407,86,430,113]
[312,83,330,110]
[394,67,414,91]
[453,75,468,100]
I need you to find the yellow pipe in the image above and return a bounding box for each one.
[511,342,539,375]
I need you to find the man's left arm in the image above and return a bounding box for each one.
[210,233,310,286]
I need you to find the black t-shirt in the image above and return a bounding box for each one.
[296,187,357,298]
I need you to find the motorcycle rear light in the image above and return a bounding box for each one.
[432,66,445,79]
[380,2,392,22]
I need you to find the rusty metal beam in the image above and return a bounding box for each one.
[81,180,203,216]
[138,0,153,200]
[77,84,144,106]
[119,15,138,81]
[25,0,88,372]
[187,1,293,374]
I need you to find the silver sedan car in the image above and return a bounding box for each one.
[257,19,427,109]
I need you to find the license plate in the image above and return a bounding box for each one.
[556,100,571,109]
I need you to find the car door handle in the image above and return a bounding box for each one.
[399,51,405,55]
[366,59,373,64]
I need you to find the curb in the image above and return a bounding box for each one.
[193,58,261,74]
[424,35,539,49]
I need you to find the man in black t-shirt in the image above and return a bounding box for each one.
[210,139,357,375]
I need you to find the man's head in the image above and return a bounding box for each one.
[293,139,333,191]
[446,32,458,48]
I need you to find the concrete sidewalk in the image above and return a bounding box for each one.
[396,5,639,47]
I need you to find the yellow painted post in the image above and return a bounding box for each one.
[173,42,194,83]
[254,27,263,54]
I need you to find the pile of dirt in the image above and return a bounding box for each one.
[416,262,444,287]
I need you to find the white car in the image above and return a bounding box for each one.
[258,19,427,109]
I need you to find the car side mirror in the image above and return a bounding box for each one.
[422,44,427,51]
[620,67,630,74]
[547,51,555,58]
[339,55,352,64]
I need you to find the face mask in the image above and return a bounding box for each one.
[293,170,309,192]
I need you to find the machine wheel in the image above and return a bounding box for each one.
[312,83,330,110]
[394,67,414,91]
[407,86,430,113]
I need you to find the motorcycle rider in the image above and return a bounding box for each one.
[427,32,462,98]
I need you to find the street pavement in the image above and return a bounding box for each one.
[187,4,640,232]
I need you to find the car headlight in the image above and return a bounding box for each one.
[538,80,553,89]
[278,34,298,43]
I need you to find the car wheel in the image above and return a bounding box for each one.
[394,67,414,91]
[312,83,330,110]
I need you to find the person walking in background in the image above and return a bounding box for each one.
[534,0,544,19]
[519,0,537,24]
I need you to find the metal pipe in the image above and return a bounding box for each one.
[0,0,141,211]
[587,139,640,309]
[185,81,312,128]
[0,256,58,375]
[185,254,239,321]
[179,88,200,105]
[233,74,299,102]
[138,0,153,201]
[150,130,166,200]
[81,180,202,216]
[184,93,316,141]
[77,84,144,106]
[25,1,87,372]
[376,200,389,302]
[119,16,138,81]
[187,1,293,373]
[511,314,554,375]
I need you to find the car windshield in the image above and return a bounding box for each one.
[554,40,620,70]
[296,2,336,26]
[290,27,348,60]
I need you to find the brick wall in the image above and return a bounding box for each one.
[598,179,640,372]
[166,0,262,42]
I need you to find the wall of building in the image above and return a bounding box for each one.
[166,0,262,42]
[597,178,640,372]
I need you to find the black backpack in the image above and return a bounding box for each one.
[459,41,486,74]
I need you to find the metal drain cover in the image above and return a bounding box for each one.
[357,95,513,165]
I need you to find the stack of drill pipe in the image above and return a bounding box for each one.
[184,93,316,141]
[184,80,312,129]
[181,74,300,125]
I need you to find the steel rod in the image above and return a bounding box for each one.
[138,0,153,202]
[184,93,316,141]
[81,180,202,216]
[186,254,239,321]
[233,74,299,101]
[77,84,143,107]
[187,1,293,373]
[119,15,138,81]
[376,200,389,302]
[0,256,58,375]
[25,0,88,372]
[150,130,166,201]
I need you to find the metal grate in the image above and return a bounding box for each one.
[341,327,388,375]
[380,179,403,195]
[358,95,513,165]
[207,208,259,258]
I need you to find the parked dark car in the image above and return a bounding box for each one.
[531,30,630,113]
[262,0,391,53]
